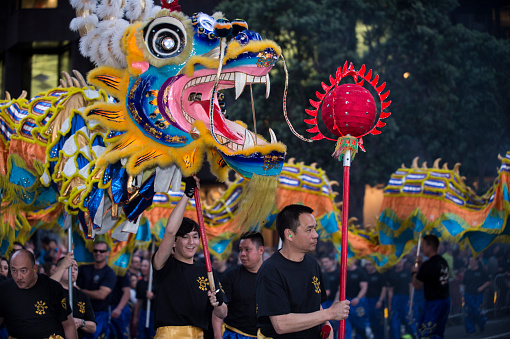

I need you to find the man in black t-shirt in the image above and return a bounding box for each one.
[109,271,132,339]
[52,254,97,339]
[412,234,450,339]
[256,204,350,339]
[76,241,117,339]
[462,256,491,335]
[319,254,340,337]
[0,249,77,339]
[152,176,227,338]
[211,231,265,338]
[386,260,417,339]
[344,261,368,339]
[364,261,386,339]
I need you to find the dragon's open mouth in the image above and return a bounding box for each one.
[162,65,276,152]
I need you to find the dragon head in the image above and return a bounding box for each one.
[82,7,286,182]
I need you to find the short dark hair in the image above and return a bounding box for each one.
[41,237,56,245]
[13,241,24,249]
[423,234,439,251]
[94,240,109,251]
[176,217,200,238]
[240,231,264,248]
[276,204,314,241]
[319,252,336,261]
[56,257,72,268]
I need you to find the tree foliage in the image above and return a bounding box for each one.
[215,0,510,223]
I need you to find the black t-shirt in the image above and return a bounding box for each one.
[463,267,490,295]
[110,273,130,306]
[136,278,155,311]
[366,271,386,298]
[386,269,412,296]
[152,255,224,330]
[221,264,258,336]
[345,267,368,299]
[68,287,96,339]
[322,266,340,302]
[416,255,450,300]
[76,264,117,312]
[0,274,71,339]
[256,251,327,339]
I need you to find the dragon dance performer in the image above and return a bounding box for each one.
[412,235,450,339]
[152,176,227,338]
[0,249,78,339]
[76,241,117,339]
[344,261,368,339]
[256,204,350,339]
[108,270,132,339]
[364,261,387,339]
[386,260,417,339]
[462,256,491,336]
[212,231,266,338]
[52,254,97,339]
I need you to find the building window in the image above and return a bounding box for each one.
[21,0,58,9]
[30,43,70,96]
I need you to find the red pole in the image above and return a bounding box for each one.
[338,149,351,339]
[194,186,216,291]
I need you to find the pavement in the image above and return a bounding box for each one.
[444,316,510,338]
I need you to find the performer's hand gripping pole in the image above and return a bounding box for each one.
[193,177,216,292]
[408,232,423,318]
[338,150,351,339]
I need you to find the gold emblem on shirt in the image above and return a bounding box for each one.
[197,276,209,291]
[78,301,86,314]
[61,298,67,309]
[35,300,48,315]
[312,276,321,293]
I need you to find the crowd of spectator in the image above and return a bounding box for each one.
[1,229,509,339]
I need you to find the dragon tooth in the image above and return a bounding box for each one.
[243,130,255,149]
[235,72,247,100]
[246,75,254,84]
[265,74,271,99]
[269,128,277,144]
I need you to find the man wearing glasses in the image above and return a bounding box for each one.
[77,241,117,339]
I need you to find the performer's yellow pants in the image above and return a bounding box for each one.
[154,326,204,338]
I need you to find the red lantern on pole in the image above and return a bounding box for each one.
[283,61,391,339]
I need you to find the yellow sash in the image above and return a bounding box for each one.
[154,326,204,339]
[256,328,273,339]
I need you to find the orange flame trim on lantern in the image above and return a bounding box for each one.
[304,61,391,149]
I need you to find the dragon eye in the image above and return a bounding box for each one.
[144,17,186,59]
